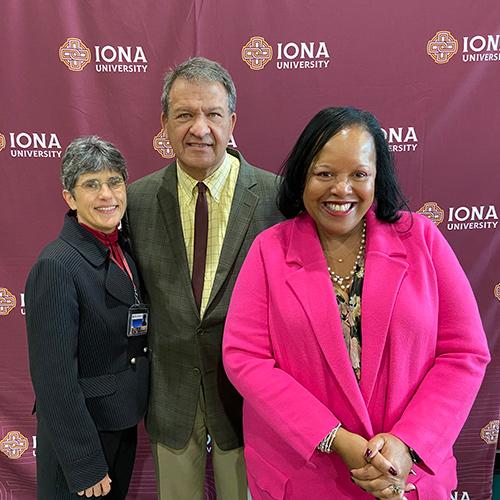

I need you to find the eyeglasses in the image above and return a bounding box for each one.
[74,176,126,193]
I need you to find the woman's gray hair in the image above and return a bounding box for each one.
[61,136,128,192]
[161,57,237,116]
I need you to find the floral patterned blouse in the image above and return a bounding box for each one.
[332,262,364,382]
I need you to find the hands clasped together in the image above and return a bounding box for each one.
[333,429,416,499]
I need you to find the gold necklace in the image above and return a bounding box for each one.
[327,220,366,290]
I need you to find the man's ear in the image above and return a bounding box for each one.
[230,112,237,134]
[161,112,168,130]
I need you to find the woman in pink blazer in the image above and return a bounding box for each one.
[222,107,490,499]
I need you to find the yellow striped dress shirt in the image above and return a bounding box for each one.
[177,152,240,317]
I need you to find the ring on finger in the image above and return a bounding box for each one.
[390,484,404,495]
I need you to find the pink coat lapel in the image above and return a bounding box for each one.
[360,210,408,407]
[283,211,410,432]
[284,213,372,434]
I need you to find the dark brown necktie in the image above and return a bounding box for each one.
[192,182,208,310]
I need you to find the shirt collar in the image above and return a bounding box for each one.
[79,222,119,246]
[176,152,232,203]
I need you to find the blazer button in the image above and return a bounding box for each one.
[193,368,201,376]
[143,347,149,353]
[130,357,136,365]
[196,328,205,336]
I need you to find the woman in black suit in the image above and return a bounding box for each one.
[25,136,149,499]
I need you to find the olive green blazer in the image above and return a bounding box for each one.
[126,149,283,450]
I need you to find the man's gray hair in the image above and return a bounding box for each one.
[161,57,237,116]
[61,136,128,192]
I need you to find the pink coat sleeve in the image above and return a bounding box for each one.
[223,235,339,462]
[389,219,490,473]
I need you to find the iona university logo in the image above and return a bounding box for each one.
[241,35,330,71]
[0,431,29,459]
[427,30,458,64]
[153,129,175,159]
[242,36,273,70]
[0,288,17,316]
[416,202,445,225]
[59,38,92,71]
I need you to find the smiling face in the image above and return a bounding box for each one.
[303,126,376,241]
[162,78,236,180]
[62,169,127,234]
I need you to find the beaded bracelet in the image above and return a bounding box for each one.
[317,423,342,453]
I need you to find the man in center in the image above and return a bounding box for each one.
[127,57,282,499]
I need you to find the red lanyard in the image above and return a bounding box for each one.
[111,245,140,304]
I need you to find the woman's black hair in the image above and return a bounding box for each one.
[277,107,408,222]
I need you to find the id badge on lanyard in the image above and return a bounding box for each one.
[113,245,150,337]
[127,303,149,337]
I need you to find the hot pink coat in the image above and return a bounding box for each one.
[223,210,490,500]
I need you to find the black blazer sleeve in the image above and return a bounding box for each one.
[26,258,108,493]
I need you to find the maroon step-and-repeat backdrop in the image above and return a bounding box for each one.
[1,1,498,499]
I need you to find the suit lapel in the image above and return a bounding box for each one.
[157,165,197,313]
[105,262,135,305]
[207,158,258,309]
[285,214,372,433]
[359,211,408,407]
[105,249,142,305]
[60,213,136,306]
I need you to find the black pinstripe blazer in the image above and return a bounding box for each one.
[126,149,283,450]
[25,214,149,493]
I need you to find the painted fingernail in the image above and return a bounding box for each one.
[408,483,416,490]
[365,449,372,459]
[389,466,398,476]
